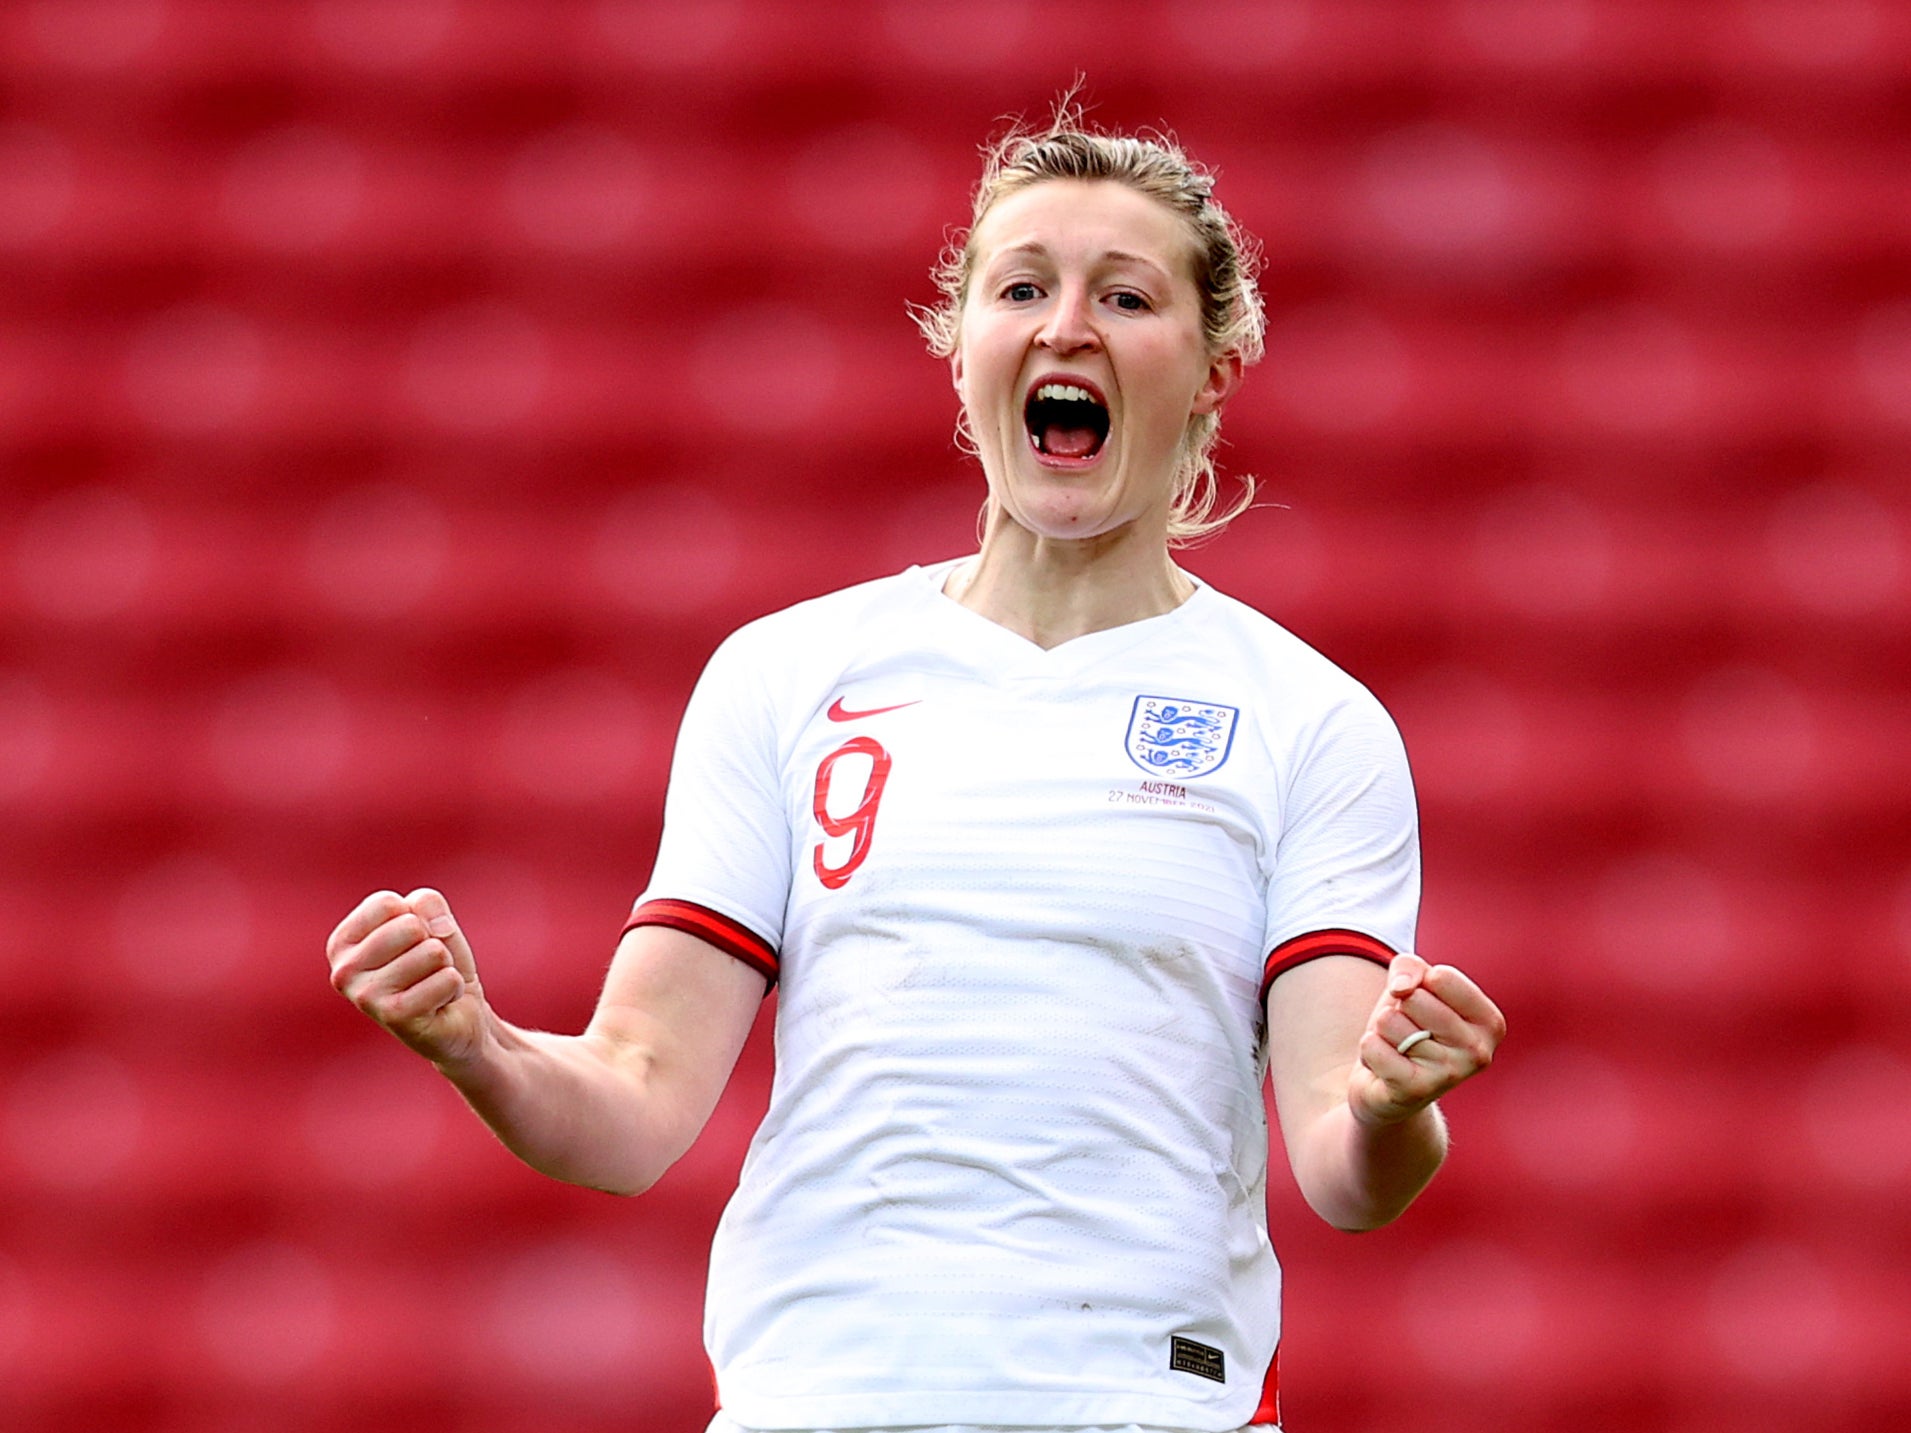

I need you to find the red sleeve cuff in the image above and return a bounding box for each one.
[1261,928,1395,1001]
[624,899,779,989]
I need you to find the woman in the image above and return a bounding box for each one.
[327,107,1505,1433]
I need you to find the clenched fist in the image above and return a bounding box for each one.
[326,887,491,1069]
[1350,953,1504,1127]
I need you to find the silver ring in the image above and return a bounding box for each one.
[1395,1028,1435,1056]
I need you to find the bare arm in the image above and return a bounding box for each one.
[1266,952,1503,1231]
[326,888,766,1195]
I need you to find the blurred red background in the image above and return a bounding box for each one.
[2,1,1908,1430]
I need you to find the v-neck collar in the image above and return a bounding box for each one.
[909,558,1211,677]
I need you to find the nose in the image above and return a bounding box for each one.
[1035,284,1100,355]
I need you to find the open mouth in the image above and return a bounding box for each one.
[1024,379,1110,462]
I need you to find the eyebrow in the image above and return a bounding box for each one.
[988,241,1177,284]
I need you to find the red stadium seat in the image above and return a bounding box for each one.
[1,4,1906,1430]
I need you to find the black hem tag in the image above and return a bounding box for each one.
[1170,1335,1226,1383]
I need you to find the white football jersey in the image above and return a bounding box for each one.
[631,560,1418,1432]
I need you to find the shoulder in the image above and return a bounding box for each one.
[1192,582,1393,725]
[708,564,947,672]
[689,564,954,733]
[1180,582,1409,797]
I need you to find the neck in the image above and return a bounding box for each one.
[946,512,1194,649]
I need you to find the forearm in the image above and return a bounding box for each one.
[329,900,759,1196]
[1291,1096,1448,1232]
[435,1019,687,1196]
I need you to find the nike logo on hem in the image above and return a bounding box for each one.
[826,697,922,722]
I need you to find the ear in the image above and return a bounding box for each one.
[949,345,964,393]
[1191,348,1243,417]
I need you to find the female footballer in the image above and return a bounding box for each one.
[327,105,1506,1433]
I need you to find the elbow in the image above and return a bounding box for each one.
[587,1147,680,1198]
[1306,1153,1445,1231]
[586,1129,695,1199]
[1306,1187,1415,1233]
[516,1116,683,1198]
[583,1166,663,1198]
[518,1156,661,1199]
[1303,1101,1449,1231]
[1320,1200,1412,1233]
[583,1167,650,1197]
[1314,1169,1444,1238]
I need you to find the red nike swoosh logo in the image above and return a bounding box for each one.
[826,697,921,722]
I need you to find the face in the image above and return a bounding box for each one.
[952,179,1240,546]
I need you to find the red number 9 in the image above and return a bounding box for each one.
[811,736,892,890]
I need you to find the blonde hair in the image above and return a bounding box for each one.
[913,100,1266,545]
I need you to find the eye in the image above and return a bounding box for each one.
[1003,281,1041,303]
[1109,290,1151,313]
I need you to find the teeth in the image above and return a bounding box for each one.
[1033,382,1101,404]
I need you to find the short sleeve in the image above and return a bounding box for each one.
[1259,690,1420,998]
[627,626,793,985]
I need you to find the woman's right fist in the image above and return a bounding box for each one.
[326,887,490,1068]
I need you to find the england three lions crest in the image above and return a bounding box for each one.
[1125,695,1239,778]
